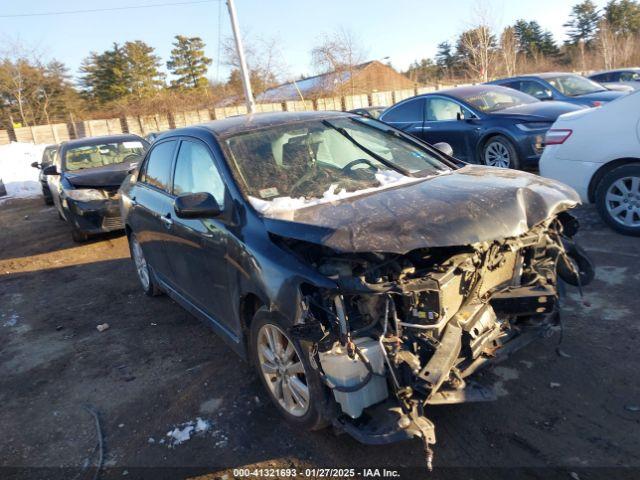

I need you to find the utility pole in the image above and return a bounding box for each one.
[226,0,256,114]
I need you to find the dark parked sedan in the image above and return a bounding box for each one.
[44,134,149,242]
[120,111,591,466]
[379,85,582,169]
[488,72,628,107]
[30,144,58,205]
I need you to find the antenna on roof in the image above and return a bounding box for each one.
[226,0,256,114]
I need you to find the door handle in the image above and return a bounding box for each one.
[160,214,173,228]
[130,196,137,206]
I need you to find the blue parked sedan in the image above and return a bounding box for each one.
[487,72,628,107]
[379,85,582,169]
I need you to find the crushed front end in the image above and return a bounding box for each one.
[286,212,592,469]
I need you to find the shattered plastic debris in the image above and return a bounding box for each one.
[165,417,211,447]
[248,169,429,217]
[624,404,640,412]
[550,382,562,389]
[96,323,110,332]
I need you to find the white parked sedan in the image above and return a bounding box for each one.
[540,91,640,235]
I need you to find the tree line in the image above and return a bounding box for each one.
[2,0,640,130]
[404,0,640,83]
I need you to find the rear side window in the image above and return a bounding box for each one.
[381,98,424,123]
[590,73,609,82]
[173,140,226,208]
[425,98,467,121]
[141,140,176,192]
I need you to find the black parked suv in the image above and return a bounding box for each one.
[119,111,591,465]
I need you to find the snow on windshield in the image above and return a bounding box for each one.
[248,169,438,219]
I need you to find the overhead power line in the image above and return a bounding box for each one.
[0,0,217,18]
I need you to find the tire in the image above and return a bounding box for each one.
[482,135,520,169]
[129,233,162,296]
[249,308,332,431]
[71,228,89,243]
[595,164,640,236]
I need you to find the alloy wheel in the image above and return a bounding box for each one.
[605,176,640,228]
[484,141,511,168]
[131,237,150,291]
[257,323,309,417]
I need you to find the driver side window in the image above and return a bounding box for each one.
[425,98,469,121]
[172,140,226,208]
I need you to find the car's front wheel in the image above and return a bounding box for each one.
[249,308,331,430]
[595,164,640,236]
[482,135,520,169]
[129,233,162,296]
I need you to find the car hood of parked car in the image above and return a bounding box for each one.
[65,160,138,188]
[575,89,626,102]
[490,101,582,121]
[263,165,579,254]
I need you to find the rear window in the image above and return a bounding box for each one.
[381,98,424,123]
[63,140,147,172]
[141,140,176,192]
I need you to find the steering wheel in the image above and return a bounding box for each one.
[341,158,378,175]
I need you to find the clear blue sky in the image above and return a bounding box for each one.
[0,0,608,84]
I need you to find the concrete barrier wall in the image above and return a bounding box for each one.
[172,109,211,128]
[0,129,10,145]
[370,91,393,107]
[72,118,123,138]
[393,89,415,103]
[14,123,70,144]
[343,94,369,110]
[315,97,342,111]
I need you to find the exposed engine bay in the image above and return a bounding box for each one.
[285,211,593,470]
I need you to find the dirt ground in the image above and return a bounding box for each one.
[1,197,639,480]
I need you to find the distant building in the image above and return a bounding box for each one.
[256,61,416,102]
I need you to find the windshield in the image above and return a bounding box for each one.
[224,117,450,215]
[63,140,147,172]
[546,75,606,96]
[453,87,537,113]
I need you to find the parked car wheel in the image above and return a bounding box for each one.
[482,136,520,169]
[595,164,640,236]
[129,233,162,296]
[250,308,331,430]
[71,228,89,243]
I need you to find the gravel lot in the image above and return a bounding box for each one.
[1,197,639,479]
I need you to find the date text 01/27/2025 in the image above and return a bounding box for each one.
[232,468,401,478]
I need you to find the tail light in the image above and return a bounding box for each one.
[590,101,603,107]
[544,129,573,145]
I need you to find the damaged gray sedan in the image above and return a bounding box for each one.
[119,111,593,468]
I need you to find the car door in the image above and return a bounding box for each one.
[47,150,65,217]
[379,98,425,137]
[421,97,480,162]
[163,138,235,336]
[129,139,178,283]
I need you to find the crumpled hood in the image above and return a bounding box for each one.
[65,161,135,188]
[263,165,579,253]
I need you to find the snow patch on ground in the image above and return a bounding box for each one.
[249,169,432,219]
[165,417,211,447]
[0,142,47,201]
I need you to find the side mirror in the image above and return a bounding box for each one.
[433,142,454,157]
[456,111,464,121]
[536,89,553,101]
[31,161,41,169]
[42,164,59,176]
[174,192,222,219]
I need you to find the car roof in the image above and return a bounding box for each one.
[494,72,577,82]
[170,110,352,139]
[429,84,516,98]
[60,134,146,149]
[590,67,640,74]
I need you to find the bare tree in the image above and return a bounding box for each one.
[310,28,367,96]
[500,26,518,76]
[222,34,288,96]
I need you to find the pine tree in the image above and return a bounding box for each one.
[123,41,164,98]
[167,35,212,89]
[564,0,601,46]
[604,0,640,35]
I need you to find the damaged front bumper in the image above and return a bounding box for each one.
[287,213,593,469]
